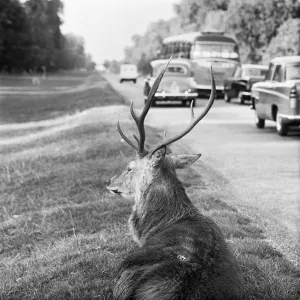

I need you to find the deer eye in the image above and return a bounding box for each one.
[127,167,132,172]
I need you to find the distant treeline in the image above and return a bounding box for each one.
[118,0,300,75]
[0,0,95,73]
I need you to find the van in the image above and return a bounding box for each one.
[119,64,138,83]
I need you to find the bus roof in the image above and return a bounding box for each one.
[163,31,237,44]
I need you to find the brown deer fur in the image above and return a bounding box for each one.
[106,59,244,299]
[107,148,244,299]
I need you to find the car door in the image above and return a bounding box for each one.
[255,63,275,118]
[267,64,289,120]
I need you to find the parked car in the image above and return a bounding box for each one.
[144,59,198,106]
[119,64,138,83]
[251,56,300,136]
[224,64,268,104]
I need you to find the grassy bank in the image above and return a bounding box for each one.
[0,78,299,299]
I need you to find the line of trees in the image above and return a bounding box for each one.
[122,0,300,74]
[0,0,95,73]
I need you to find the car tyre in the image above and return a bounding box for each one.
[133,79,137,84]
[238,93,244,105]
[120,79,123,83]
[276,115,288,136]
[255,113,265,129]
[224,91,231,102]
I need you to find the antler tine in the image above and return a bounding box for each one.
[190,101,195,119]
[149,66,216,155]
[117,121,138,151]
[130,57,172,155]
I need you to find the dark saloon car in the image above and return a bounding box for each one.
[224,64,268,104]
[144,59,198,107]
[251,56,300,136]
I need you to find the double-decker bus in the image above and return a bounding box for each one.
[158,30,241,96]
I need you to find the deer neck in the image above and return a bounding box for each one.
[128,169,196,246]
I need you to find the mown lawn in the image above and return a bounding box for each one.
[0,78,299,299]
[0,72,125,124]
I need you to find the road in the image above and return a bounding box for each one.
[104,73,300,266]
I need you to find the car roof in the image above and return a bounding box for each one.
[271,56,300,64]
[150,59,192,68]
[242,64,268,70]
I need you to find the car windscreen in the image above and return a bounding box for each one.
[153,65,188,77]
[286,64,300,80]
[243,67,268,77]
[190,42,239,60]
[121,65,136,72]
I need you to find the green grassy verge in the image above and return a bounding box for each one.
[0,79,299,299]
[0,72,125,124]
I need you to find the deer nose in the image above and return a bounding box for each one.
[105,179,111,186]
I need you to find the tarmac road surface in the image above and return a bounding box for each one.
[104,73,300,266]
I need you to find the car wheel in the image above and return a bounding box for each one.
[238,93,244,105]
[133,79,137,84]
[255,113,265,129]
[120,79,123,83]
[224,91,231,102]
[151,100,156,107]
[276,115,288,136]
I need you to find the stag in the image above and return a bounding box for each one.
[106,58,244,300]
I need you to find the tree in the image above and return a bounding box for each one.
[262,18,299,64]
[123,18,181,64]
[58,33,86,69]
[24,0,64,70]
[0,0,31,71]
[137,54,152,76]
[226,0,291,63]
[174,0,228,30]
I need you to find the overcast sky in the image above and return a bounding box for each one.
[61,0,180,64]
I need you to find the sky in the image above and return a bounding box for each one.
[61,0,180,64]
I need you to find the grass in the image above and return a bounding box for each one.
[0,72,125,124]
[0,77,299,299]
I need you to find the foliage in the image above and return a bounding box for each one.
[226,0,292,63]
[0,0,32,72]
[137,53,152,76]
[174,0,228,30]
[0,0,95,72]
[262,18,300,64]
[123,18,181,66]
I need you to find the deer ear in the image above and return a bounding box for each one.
[172,154,201,169]
[150,146,166,167]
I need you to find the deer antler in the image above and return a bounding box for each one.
[118,60,216,157]
[148,66,216,155]
[117,57,172,157]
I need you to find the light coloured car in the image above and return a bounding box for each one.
[251,56,300,136]
[119,64,138,84]
[144,59,198,107]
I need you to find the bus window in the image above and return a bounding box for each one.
[190,43,239,60]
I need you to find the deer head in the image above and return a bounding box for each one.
[106,58,216,202]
